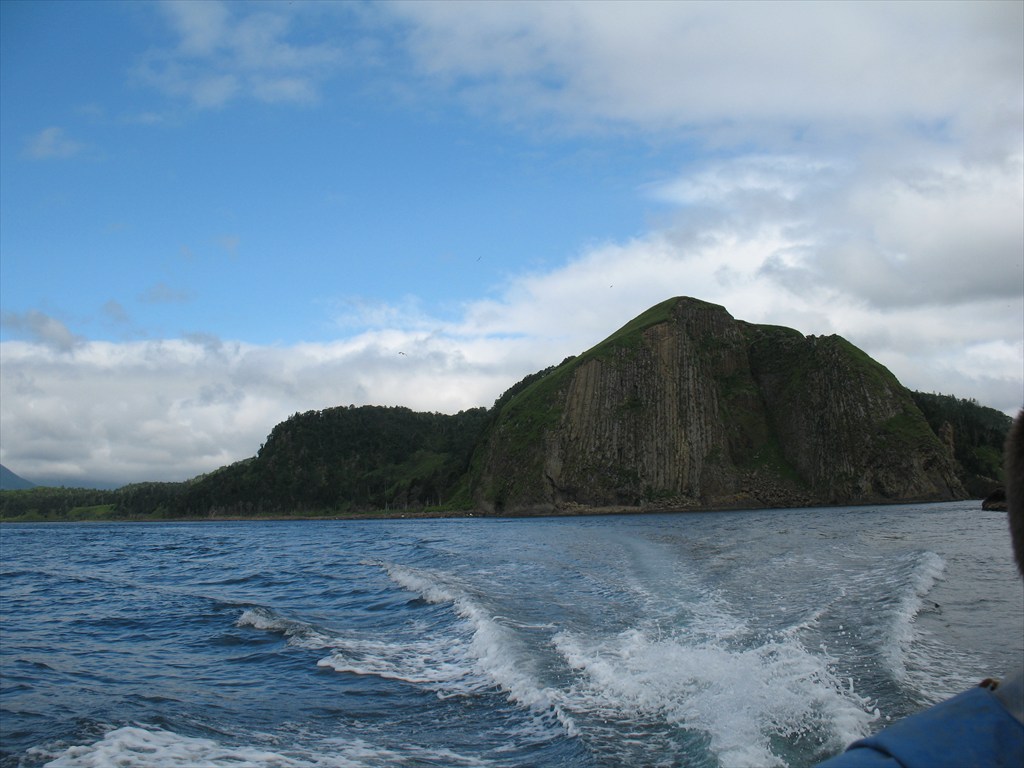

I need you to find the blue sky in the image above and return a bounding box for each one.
[1,1,1022,486]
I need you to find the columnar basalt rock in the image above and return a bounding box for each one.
[472,297,965,514]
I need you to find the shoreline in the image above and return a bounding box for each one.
[0,497,990,524]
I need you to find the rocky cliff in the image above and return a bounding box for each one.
[471,297,965,514]
[4,297,990,521]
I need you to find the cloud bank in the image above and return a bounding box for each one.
[1,1,1020,486]
[389,1,1021,146]
[4,172,1019,486]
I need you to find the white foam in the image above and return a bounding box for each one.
[236,603,484,693]
[379,563,578,735]
[879,551,947,686]
[37,725,363,768]
[315,629,480,690]
[36,725,494,768]
[235,607,336,650]
[554,625,876,768]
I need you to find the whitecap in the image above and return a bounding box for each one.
[36,724,496,768]
[377,562,579,736]
[553,621,876,768]
[36,725,359,768]
[235,606,336,650]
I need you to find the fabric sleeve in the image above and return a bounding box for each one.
[816,686,1024,768]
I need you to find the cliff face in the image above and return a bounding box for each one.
[472,297,964,514]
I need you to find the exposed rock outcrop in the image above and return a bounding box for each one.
[472,297,965,514]
[982,488,1007,511]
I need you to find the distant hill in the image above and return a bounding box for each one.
[0,465,35,491]
[0,297,1015,521]
[174,405,490,517]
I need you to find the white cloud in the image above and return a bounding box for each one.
[136,0,345,109]
[387,1,1022,146]
[24,126,84,159]
[4,160,1020,486]
[3,2,1021,486]
[0,331,527,485]
[6,138,1020,484]
[2,239,1020,486]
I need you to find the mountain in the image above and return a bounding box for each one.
[2,297,1012,521]
[0,464,35,491]
[470,297,966,514]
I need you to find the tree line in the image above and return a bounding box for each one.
[0,391,1013,522]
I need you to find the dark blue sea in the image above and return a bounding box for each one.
[2,501,1022,768]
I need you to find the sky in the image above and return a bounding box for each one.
[1,0,1022,488]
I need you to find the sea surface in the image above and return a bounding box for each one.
[2,501,1022,768]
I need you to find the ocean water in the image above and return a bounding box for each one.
[1,501,1022,768]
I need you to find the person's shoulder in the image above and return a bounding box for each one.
[817,681,1024,768]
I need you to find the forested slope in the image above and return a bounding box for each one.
[1,299,1014,521]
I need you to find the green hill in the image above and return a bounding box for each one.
[1,298,1014,521]
[174,405,489,517]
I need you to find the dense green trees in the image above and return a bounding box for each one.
[910,392,1013,495]
[174,405,490,516]
[0,391,1013,521]
[0,406,489,521]
[0,483,185,522]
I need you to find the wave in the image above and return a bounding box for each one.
[236,584,575,739]
[554,623,875,768]
[378,560,878,767]
[375,563,579,736]
[235,606,337,649]
[841,549,976,702]
[236,602,485,694]
[881,550,947,685]
[32,724,492,768]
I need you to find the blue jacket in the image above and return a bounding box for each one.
[817,674,1024,768]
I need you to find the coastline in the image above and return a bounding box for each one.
[0,497,990,524]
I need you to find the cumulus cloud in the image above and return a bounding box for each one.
[5,156,1021,487]
[378,0,1023,358]
[3,245,1019,487]
[652,149,1024,311]
[3,2,1020,486]
[135,0,346,109]
[387,1,1021,145]
[0,331,529,485]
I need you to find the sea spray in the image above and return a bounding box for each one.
[554,621,875,767]
[34,724,489,768]
[4,503,1019,768]
[380,563,579,736]
[237,604,480,690]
